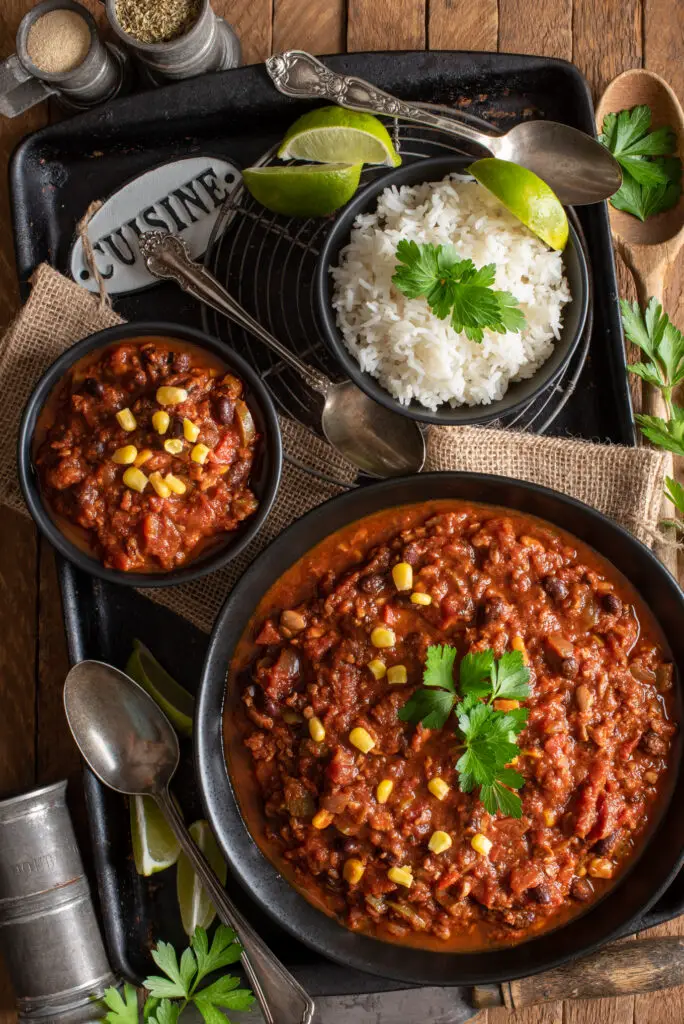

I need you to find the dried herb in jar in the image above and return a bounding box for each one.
[115,0,201,44]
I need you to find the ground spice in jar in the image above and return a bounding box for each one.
[26,10,91,74]
[114,0,202,43]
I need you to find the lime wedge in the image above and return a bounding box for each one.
[130,795,181,876]
[278,106,401,168]
[243,163,363,217]
[126,640,194,737]
[177,820,228,936]
[468,158,569,251]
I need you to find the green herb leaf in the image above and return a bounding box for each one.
[103,984,139,1024]
[392,240,526,343]
[491,650,530,701]
[423,644,458,691]
[191,926,242,987]
[600,105,681,221]
[147,941,187,1000]
[665,476,684,517]
[194,976,255,1024]
[459,649,495,697]
[397,687,455,730]
[147,1000,180,1024]
[635,408,684,457]
[480,779,524,817]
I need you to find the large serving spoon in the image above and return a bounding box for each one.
[596,69,684,573]
[63,660,315,1024]
[265,50,622,206]
[140,232,426,479]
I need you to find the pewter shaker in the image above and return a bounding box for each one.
[0,781,116,1022]
[106,0,240,81]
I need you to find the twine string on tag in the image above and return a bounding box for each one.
[76,201,111,312]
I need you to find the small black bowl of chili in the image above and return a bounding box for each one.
[18,322,282,587]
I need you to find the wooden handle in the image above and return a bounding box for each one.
[472,938,684,1009]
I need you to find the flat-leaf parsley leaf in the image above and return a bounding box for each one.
[392,239,526,343]
[599,105,682,221]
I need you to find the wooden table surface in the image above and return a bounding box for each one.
[1,1,683,1022]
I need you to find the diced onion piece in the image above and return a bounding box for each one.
[428,830,452,854]
[112,445,138,465]
[122,467,148,493]
[387,665,407,685]
[376,779,393,804]
[391,562,413,591]
[235,399,256,445]
[428,778,450,801]
[471,833,492,856]
[387,866,413,888]
[183,418,200,442]
[349,727,375,754]
[191,443,211,464]
[152,410,170,434]
[343,859,365,884]
[156,386,188,407]
[116,408,136,431]
[371,627,395,649]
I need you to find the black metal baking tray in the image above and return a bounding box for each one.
[11,50,675,990]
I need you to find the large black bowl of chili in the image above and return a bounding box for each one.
[18,321,282,587]
[196,472,684,986]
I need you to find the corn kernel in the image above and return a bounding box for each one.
[164,438,184,455]
[149,472,171,498]
[111,445,138,465]
[165,473,187,495]
[428,830,453,855]
[122,467,148,493]
[116,408,137,432]
[191,443,211,465]
[427,778,450,801]
[387,866,413,888]
[471,833,493,856]
[370,627,395,648]
[387,665,408,685]
[349,727,375,754]
[152,410,170,434]
[312,810,333,829]
[543,810,557,827]
[376,779,393,804]
[411,592,432,606]
[134,448,153,467]
[588,857,614,879]
[156,386,188,407]
[309,717,325,743]
[343,858,366,885]
[511,635,529,665]
[391,562,413,591]
[577,865,587,878]
[183,418,201,442]
[368,659,386,680]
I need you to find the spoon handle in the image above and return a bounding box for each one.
[155,789,315,1024]
[265,50,492,151]
[139,231,332,397]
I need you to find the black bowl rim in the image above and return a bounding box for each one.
[196,472,684,986]
[314,155,590,426]
[17,321,283,589]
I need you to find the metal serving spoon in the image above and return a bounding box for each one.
[265,50,622,207]
[63,660,315,1024]
[140,232,425,479]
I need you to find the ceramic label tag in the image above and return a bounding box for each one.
[70,156,240,295]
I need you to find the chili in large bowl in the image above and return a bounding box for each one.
[196,473,684,986]
[18,322,282,586]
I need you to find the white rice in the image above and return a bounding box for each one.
[330,175,572,410]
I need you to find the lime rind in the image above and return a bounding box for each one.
[126,640,194,737]
[468,157,569,251]
[177,820,228,936]
[278,105,401,167]
[243,162,363,217]
[130,795,181,877]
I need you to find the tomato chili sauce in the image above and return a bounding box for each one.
[225,501,678,951]
[34,338,260,573]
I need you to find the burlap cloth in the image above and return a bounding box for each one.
[0,263,669,634]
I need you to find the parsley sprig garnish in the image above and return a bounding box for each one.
[398,644,530,818]
[392,240,526,343]
[621,297,684,525]
[103,926,254,1024]
[599,105,682,221]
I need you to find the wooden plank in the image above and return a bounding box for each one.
[498,0,571,60]
[634,920,684,1023]
[213,0,272,66]
[347,0,425,51]
[428,0,497,51]
[273,0,345,55]
[573,0,641,100]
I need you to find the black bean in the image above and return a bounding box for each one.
[360,574,386,595]
[82,377,104,399]
[479,596,507,624]
[561,656,579,679]
[543,575,569,602]
[343,838,362,855]
[602,592,623,615]
[170,417,184,438]
[530,884,553,905]
[172,352,191,373]
[592,831,620,857]
[571,878,594,902]
[215,396,235,425]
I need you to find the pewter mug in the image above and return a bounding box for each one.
[0,781,116,1022]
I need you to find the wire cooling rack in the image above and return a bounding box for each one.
[202,121,593,485]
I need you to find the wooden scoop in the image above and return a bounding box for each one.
[596,69,684,571]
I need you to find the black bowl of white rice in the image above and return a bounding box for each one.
[315,154,590,425]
